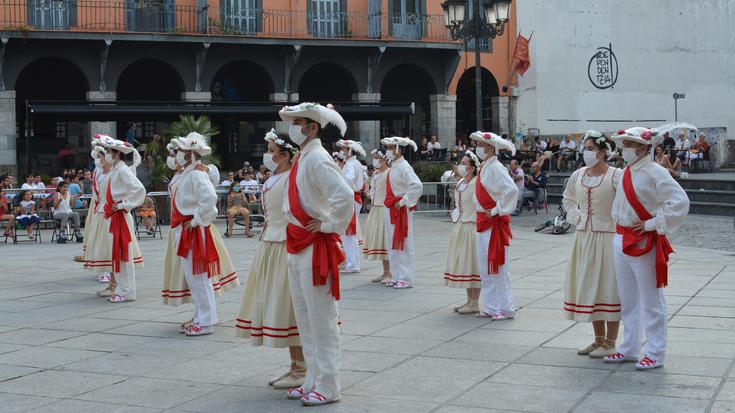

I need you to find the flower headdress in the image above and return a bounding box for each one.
[371,148,388,161]
[264,128,297,155]
[464,149,482,168]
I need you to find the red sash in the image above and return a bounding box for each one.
[384,173,415,250]
[475,169,512,274]
[92,171,100,212]
[171,192,221,278]
[103,183,131,273]
[285,156,344,300]
[345,192,362,236]
[617,166,673,288]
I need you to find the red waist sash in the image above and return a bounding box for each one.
[475,168,512,274]
[345,192,362,236]
[619,167,673,288]
[103,184,131,273]
[285,156,343,300]
[384,173,415,250]
[171,192,221,278]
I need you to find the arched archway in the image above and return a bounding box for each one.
[116,58,184,101]
[456,67,499,134]
[15,57,89,173]
[380,63,437,139]
[210,61,273,102]
[298,63,357,103]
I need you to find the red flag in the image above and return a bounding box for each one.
[513,32,533,76]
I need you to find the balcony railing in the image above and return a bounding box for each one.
[0,1,451,42]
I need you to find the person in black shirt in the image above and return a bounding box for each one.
[514,162,547,215]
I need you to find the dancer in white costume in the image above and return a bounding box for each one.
[444,150,482,314]
[469,131,519,320]
[236,129,306,390]
[279,102,353,406]
[336,139,366,274]
[95,135,145,303]
[562,131,622,358]
[604,125,690,370]
[161,139,238,334]
[364,149,391,283]
[380,137,422,289]
[83,138,112,288]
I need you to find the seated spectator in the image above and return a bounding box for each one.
[53,181,83,243]
[240,173,260,203]
[136,196,158,236]
[256,164,268,184]
[655,146,682,178]
[0,189,15,237]
[534,136,547,153]
[674,131,691,167]
[556,135,577,171]
[519,138,534,164]
[34,175,46,191]
[2,173,14,189]
[16,190,40,240]
[419,136,431,160]
[661,132,675,151]
[428,136,441,158]
[688,132,710,162]
[515,162,547,214]
[220,171,236,187]
[67,175,84,208]
[225,183,253,238]
[82,170,93,195]
[508,160,525,214]
[536,137,558,171]
[20,175,36,191]
[451,136,467,161]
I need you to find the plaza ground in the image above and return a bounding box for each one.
[0,214,734,413]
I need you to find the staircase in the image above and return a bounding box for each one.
[546,170,735,217]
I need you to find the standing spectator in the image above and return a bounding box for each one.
[125,122,140,146]
[53,181,83,243]
[674,131,691,166]
[256,164,268,183]
[557,135,577,171]
[82,170,93,194]
[509,160,525,214]
[517,162,547,213]
[240,173,260,203]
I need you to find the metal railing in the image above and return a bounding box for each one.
[0,1,450,41]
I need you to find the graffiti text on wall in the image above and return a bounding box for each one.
[588,43,618,89]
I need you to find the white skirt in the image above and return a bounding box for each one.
[564,230,621,322]
[85,212,142,271]
[236,241,300,348]
[444,221,481,289]
[362,205,388,260]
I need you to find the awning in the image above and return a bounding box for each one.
[27,101,415,121]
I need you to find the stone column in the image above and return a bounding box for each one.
[270,93,299,135]
[491,96,511,135]
[0,91,16,174]
[430,94,457,151]
[87,91,117,139]
[352,93,381,153]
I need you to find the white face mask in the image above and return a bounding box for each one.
[94,158,102,168]
[166,156,177,170]
[176,151,188,166]
[457,165,468,177]
[583,150,600,167]
[263,153,278,172]
[288,124,310,146]
[385,150,395,163]
[104,153,114,165]
[372,159,380,168]
[622,148,639,164]
[476,147,486,160]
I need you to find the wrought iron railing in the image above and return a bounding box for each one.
[0,1,450,41]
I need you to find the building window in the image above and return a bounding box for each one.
[143,122,155,138]
[220,0,262,34]
[55,121,67,139]
[27,0,77,30]
[389,0,425,40]
[307,0,347,38]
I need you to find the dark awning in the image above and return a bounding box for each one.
[27,101,415,121]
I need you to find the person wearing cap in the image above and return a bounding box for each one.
[363,149,391,283]
[562,131,622,358]
[278,102,353,406]
[444,150,482,314]
[237,129,306,390]
[95,135,145,303]
[604,126,689,370]
[166,132,236,336]
[161,139,238,334]
[336,139,366,274]
[380,136,423,289]
[83,137,113,289]
[469,131,519,320]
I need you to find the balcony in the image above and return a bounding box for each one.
[0,0,451,42]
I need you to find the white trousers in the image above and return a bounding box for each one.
[175,226,217,327]
[614,234,667,362]
[288,245,341,400]
[105,217,136,299]
[342,202,362,272]
[476,229,514,315]
[384,208,415,283]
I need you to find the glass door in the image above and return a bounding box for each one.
[309,0,343,38]
[221,0,260,34]
[391,0,422,39]
[29,0,74,29]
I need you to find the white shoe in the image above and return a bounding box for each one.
[635,356,663,370]
[392,280,413,289]
[184,323,213,336]
[603,352,638,364]
[286,387,307,400]
[341,268,360,274]
[302,390,339,406]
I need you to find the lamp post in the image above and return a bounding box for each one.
[673,92,685,122]
[442,0,512,131]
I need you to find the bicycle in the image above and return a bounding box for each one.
[534,204,572,235]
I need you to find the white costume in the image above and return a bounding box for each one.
[363,164,389,260]
[83,143,110,276]
[444,176,481,288]
[606,126,689,369]
[470,132,519,318]
[380,137,422,288]
[279,103,353,405]
[336,139,366,273]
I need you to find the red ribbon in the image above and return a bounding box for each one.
[384,173,415,251]
[171,192,221,278]
[618,166,673,288]
[285,156,344,300]
[103,183,131,273]
[345,192,362,236]
[475,168,513,274]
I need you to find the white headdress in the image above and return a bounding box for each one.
[371,148,388,161]
[94,133,141,168]
[469,131,516,156]
[336,139,366,158]
[332,151,345,161]
[380,136,418,152]
[172,132,212,156]
[263,128,295,152]
[278,102,347,137]
[464,150,482,168]
[612,122,697,146]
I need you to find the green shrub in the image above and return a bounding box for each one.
[412,161,453,183]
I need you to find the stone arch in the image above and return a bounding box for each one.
[209,60,274,102]
[297,62,358,103]
[455,66,499,134]
[116,58,185,101]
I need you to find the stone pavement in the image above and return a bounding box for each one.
[1,215,734,413]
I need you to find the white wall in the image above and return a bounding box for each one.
[514,0,735,144]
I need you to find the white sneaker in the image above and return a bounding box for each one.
[184,323,213,336]
[302,390,339,406]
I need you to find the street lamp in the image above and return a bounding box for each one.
[442,0,512,131]
[673,92,685,122]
